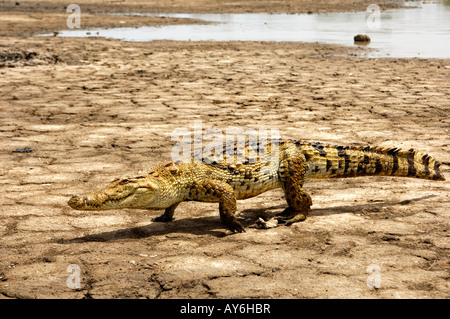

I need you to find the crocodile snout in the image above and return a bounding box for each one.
[67,195,86,209]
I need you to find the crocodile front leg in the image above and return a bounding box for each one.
[152,202,181,222]
[189,179,245,233]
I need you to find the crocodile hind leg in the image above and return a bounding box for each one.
[188,179,245,233]
[152,202,180,222]
[277,146,312,226]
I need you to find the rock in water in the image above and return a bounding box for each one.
[354,34,371,42]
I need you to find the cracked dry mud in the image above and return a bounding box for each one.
[0,1,449,299]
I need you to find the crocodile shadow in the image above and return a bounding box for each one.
[56,215,229,244]
[250,194,436,216]
[56,194,436,243]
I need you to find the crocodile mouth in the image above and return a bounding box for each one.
[68,177,160,211]
[67,191,136,210]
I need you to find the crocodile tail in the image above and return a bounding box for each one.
[298,141,445,181]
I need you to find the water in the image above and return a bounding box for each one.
[45,1,450,58]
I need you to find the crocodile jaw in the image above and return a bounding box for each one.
[68,178,160,210]
[68,194,125,210]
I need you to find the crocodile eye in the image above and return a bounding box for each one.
[119,179,130,185]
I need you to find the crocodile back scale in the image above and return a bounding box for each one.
[68,139,445,233]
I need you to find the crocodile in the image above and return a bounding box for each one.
[68,139,445,233]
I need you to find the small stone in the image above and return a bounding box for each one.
[12,147,36,153]
[255,217,278,229]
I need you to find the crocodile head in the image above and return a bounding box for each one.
[68,176,160,210]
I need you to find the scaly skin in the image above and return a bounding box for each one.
[68,139,445,232]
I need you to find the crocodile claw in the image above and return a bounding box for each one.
[227,220,245,233]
